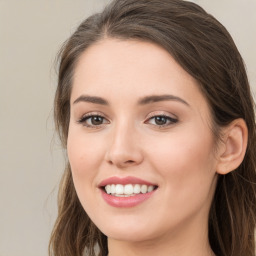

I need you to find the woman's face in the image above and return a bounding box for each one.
[68,39,219,242]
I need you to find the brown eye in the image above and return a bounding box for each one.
[78,114,109,128]
[146,115,178,127]
[155,116,168,125]
[90,116,104,125]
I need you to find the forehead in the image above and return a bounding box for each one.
[71,38,207,111]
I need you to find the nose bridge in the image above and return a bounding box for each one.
[105,117,143,167]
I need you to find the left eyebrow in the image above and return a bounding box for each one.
[138,94,190,107]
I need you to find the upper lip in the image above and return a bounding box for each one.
[98,176,157,187]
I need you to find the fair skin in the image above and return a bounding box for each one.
[67,38,247,256]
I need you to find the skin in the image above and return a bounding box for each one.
[67,38,220,256]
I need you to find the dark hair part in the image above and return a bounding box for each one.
[49,0,256,255]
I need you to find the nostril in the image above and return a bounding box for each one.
[123,160,137,166]
[125,160,135,164]
[108,160,114,165]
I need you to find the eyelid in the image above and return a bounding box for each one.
[76,111,178,128]
[78,110,109,119]
[144,111,178,128]
[77,111,110,128]
[145,111,177,120]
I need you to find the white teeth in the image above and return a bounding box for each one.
[124,184,133,195]
[106,185,111,194]
[141,185,147,194]
[134,184,141,194]
[111,184,115,194]
[115,184,124,194]
[104,184,156,196]
[147,185,154,192]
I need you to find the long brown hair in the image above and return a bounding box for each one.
[49,0,256,255]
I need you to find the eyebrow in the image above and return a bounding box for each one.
[73,95,109,105]
[138,94,190,106]
[73,94,189,107]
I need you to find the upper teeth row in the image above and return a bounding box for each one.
[105,184,155,195]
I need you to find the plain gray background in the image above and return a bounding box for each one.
[0,1,255,255]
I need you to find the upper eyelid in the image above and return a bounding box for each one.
[145,115,178,123]
[79,111,109,120]
[76,111,178,122]
[145,111,178,120]
[77,114,110,128]
[76,113,110,127]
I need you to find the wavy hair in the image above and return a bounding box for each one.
[49,0,256,255]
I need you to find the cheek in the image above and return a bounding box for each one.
[66,128,106,202]
[147,125,217,198]
[67,130,105,214]
[149,131,214,172]
[146,131,217,226]
[67,129,103,174]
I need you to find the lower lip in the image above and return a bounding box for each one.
[101,189,156,208]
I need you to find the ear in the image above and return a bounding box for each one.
[216,118,248,175]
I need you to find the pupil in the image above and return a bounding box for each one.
[92,116,103,125]
[155,116,167,125]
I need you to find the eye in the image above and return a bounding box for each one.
[146,115,178,127]
[77,114,110,128]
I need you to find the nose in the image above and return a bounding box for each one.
[104,123,144,169]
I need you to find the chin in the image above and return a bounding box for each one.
[95,217,161,243]
[104,228,155,243]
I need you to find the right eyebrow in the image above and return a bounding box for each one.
[73,95,109,105]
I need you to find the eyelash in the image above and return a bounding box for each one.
[77,113,178,129]
[77,113,109,129]
[145,114,178,128]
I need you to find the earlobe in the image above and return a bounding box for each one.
[216,118,248,175]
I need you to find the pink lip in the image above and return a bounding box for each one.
[99,176,157,208]
[101,190,156,208]
[98,176,156,187]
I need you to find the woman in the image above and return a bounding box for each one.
[49,0,256,255]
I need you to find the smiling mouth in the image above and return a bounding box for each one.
[102,184,158,197]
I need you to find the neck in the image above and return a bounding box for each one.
[108,239,214,256]
[108,237,215,256]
